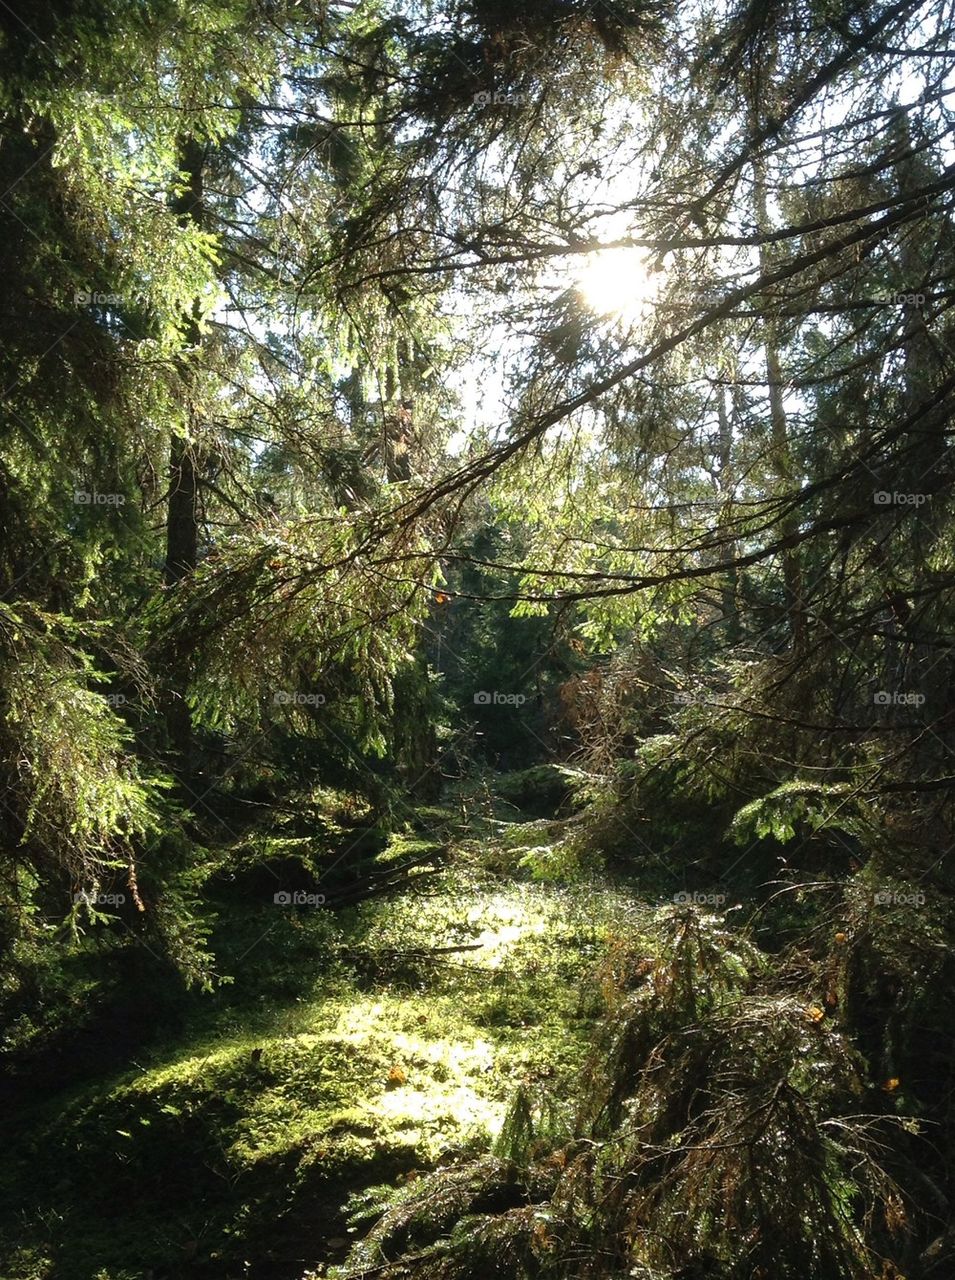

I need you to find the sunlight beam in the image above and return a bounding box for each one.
[575,245,658,321]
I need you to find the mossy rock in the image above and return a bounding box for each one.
[495,766,591,817]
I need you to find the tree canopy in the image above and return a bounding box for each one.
[1,1,953,1277]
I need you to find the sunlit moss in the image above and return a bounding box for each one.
[1,864,637,1278]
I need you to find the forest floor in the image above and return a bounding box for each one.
[0,771,649,1280]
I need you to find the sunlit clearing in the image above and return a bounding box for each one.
[466,894,546,968]
[575,245,658,321]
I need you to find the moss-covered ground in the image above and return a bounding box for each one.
[0,774,645,1279]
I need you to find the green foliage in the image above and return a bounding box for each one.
[730,780,858,846]
[0,603,165,896]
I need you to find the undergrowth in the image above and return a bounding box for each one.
[333,907,921,1280]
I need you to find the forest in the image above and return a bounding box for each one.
[0,0,953,1277]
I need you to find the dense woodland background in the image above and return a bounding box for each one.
[1,0,954,1276]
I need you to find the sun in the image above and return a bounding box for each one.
[575,245,658,321]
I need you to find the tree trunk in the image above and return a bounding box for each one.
[717,381,741,642]
[751,128,807,653]
[162,137,206,767]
